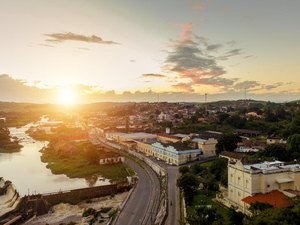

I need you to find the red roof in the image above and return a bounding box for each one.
[242,190,294,208]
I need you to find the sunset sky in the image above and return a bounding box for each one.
[1,0,300,103]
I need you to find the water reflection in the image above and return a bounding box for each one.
[0,123,110,196]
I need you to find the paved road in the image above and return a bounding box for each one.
[148,158,181,225]
[165,165,180,225]
[115,159,160,225]
[89,129,161,225]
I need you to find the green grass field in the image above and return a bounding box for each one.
[41,150,132,182]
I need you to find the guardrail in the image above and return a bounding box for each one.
[99,138,168,225]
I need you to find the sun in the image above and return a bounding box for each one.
[57,87,76,105]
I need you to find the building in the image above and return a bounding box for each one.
[99,156,125,165]
[106,132,156,143]
[267,137,287,145]
[225,160,300,213]
[135,140,156,156]
[192,138,217,157]
[151,142,201,165]
[235,129,261,137]
[157,133,181,143]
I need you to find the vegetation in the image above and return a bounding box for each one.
[216,133,242,155]
[247,135,300,162]
[181,158,300,225]
[0,122,22,153]
[177,173,200,205]
[41,142,131,181]
[178,158,228,217]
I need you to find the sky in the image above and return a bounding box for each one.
[0,0,300,103]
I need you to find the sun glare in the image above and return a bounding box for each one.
[57,87,76,105]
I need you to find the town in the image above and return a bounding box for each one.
[1,99,300,224]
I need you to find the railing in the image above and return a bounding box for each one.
[100,138,168,225]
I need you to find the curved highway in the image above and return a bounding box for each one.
[115,158,160,225]
[89,129,161,225]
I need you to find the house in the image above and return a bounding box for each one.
[235,129,261,137]
[242,190,293,209]
[192,138,217,157]
[222,159,300,213]
[245,112,263,119]
[151,142,201,165]
[99,156,125,165]
[135,139,156,156]
[267,136,287,145]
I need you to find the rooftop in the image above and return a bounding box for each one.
[242,190,294,208]
[244,161,300,172]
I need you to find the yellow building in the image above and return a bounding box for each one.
[192,138,217,157]
[135,140,154,156]
[226,160,300,212]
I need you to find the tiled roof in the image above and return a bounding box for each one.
[242,190,294,208]
[220,151,248,160]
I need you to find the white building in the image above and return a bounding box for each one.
[152,142,201,165]
[225,160,300,212]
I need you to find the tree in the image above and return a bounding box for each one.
[85,146,99,165]
[287,134,300,160]
[188,206,221,225]
[225,115,246,129]
[209,158,228,187]
[179,166,190,174]
[216,133,242,155]
[177,173,199,205]
[261,144,289,161]
[244,208,300,225]
[249,202,273,216]
[226,208,244,225]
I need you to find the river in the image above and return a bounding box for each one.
[0,123,110,196]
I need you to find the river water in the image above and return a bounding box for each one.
[0,123,110,196]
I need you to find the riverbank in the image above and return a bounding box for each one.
[27,192,129,225]
[41,141,134,182]
[0,126,22,153]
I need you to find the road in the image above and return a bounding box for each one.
[115,158,160,225]
[148,157,181,225]
[89,129,161,225]
[165,165,181,225]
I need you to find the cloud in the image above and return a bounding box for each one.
[198,77,238,87]
[0,74,54,102]
[232,81,286,92]
[164,23,247,92]
[263,82,284,90]
[39,43,54,48]
[206,44,223,52]
[218,48,242,60]
[44,32,119,45]
[0,75,296,103]
[233,80,260,91]
[142,73,167,78]
[172,82,194,92]
[188,0,212,12]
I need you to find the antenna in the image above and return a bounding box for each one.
[205,93,208,115]
[244,88,247,100]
